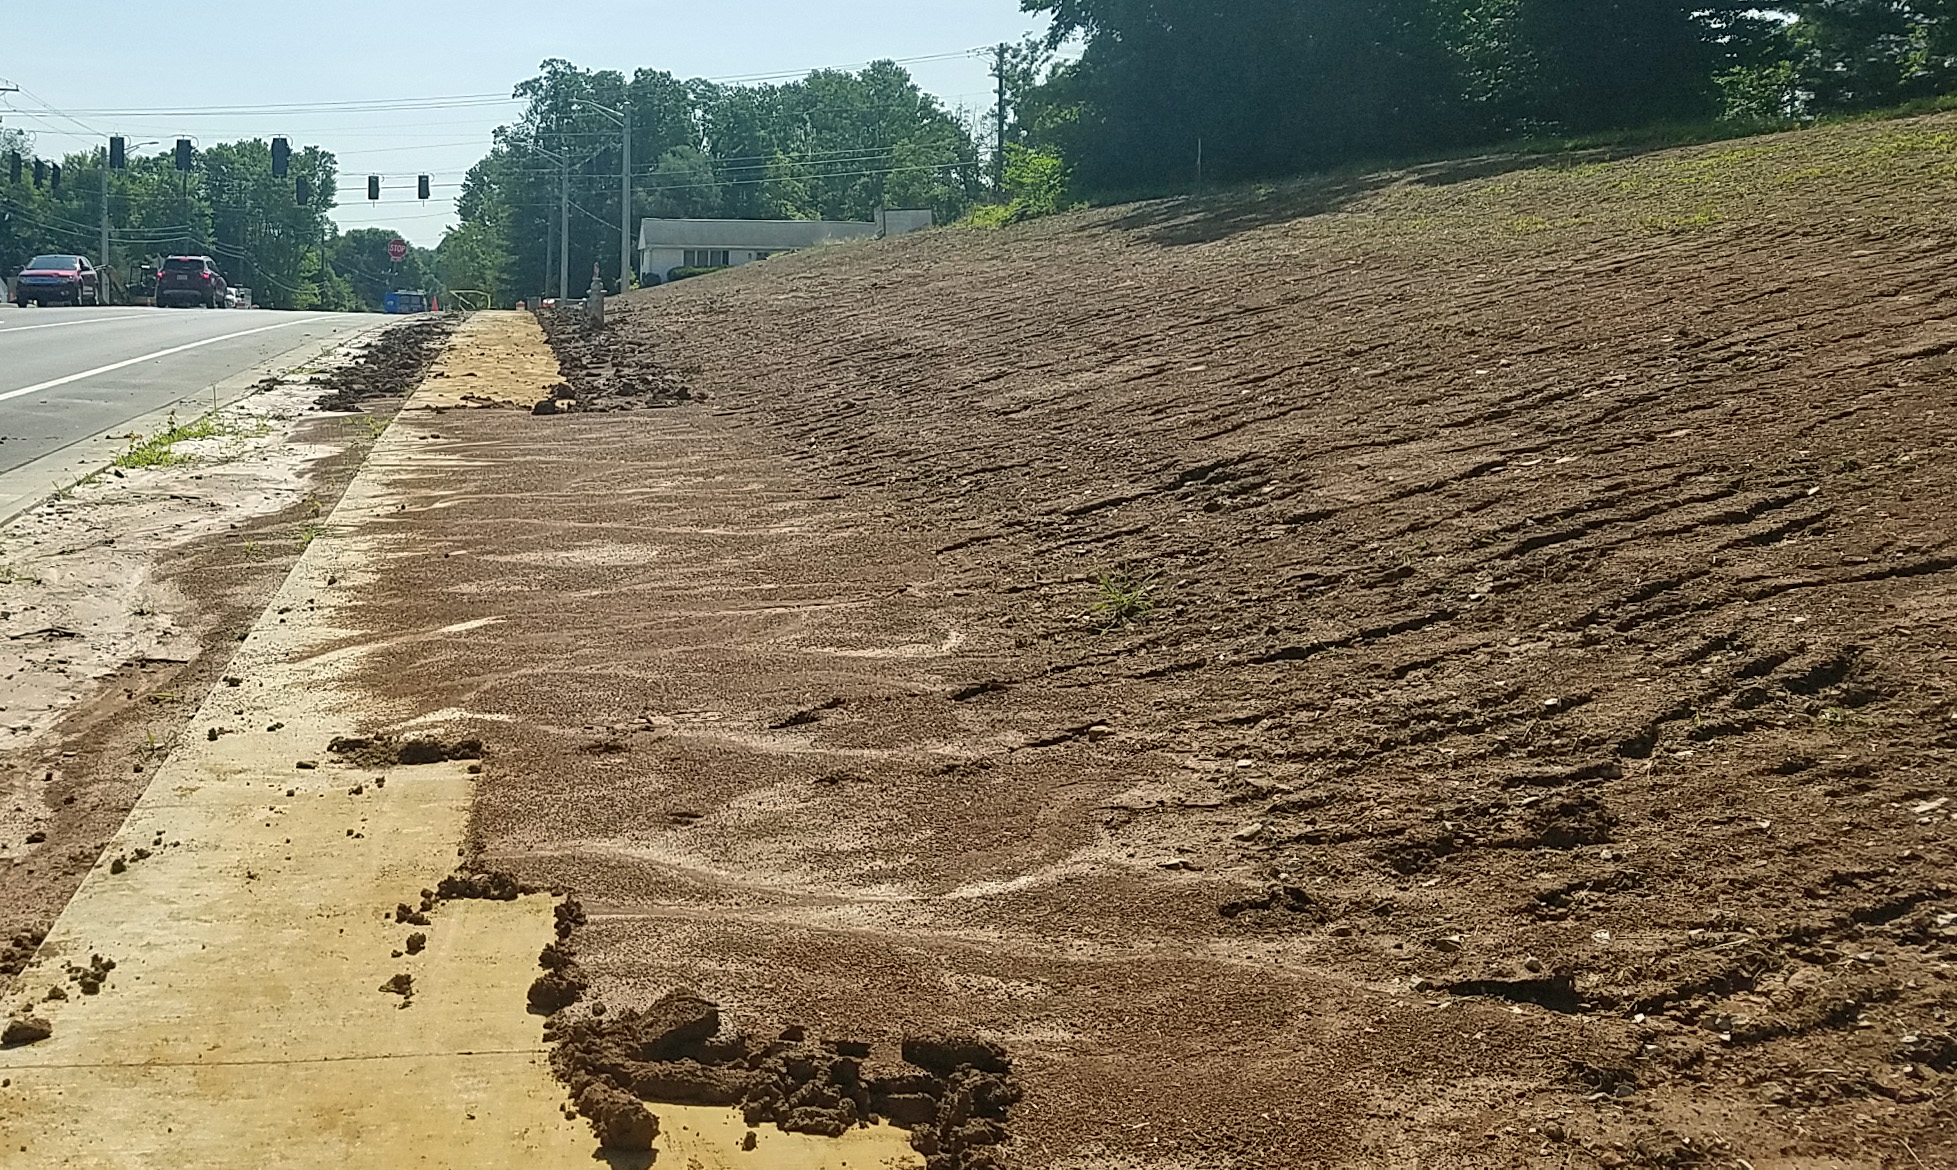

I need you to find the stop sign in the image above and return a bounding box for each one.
[387,238,408,263]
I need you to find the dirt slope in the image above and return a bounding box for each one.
[358,115,1956,1168]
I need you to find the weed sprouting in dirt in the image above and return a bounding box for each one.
[342,415,390,442]
[1086,570,1161,631]
[0,562,44,586]
[49,467,102,501]
[113,410,263,470]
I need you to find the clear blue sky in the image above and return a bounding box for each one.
[2,1,1047,246]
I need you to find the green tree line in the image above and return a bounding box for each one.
[1011,1,1957,194]
[0,135,436,311]
[436,58,983,305]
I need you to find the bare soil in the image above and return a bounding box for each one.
[341,116,1957,1167]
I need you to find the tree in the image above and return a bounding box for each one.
[449,57,981,299]
[329,227,437,311]
[436,216,510,308]
[0,131,353,308]
[1791,0,1957,111]
[1024,0,1468,190]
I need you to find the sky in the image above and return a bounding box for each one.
[1,1,1049,247]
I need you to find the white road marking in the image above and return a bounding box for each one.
[0,314,148,335]
[0,316,329,403]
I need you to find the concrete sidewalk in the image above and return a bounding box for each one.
[0,313,589,1169]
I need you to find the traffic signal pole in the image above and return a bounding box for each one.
[99,151,110,273]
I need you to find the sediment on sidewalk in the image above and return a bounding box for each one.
[0,313,595,1169]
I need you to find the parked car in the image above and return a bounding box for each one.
[155,255,228,308]
[382,290,434,314]
[12,254,103,307]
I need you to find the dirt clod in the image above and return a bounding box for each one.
[528,968,589,1015]
[546,987,1017,1166]
[311,315,459,412]
[63,953,115,995]
[536,312,692,411]
[329,734,483,768]
[575,1081,660,1151]
[900,1035,1011,1078]
[434,870,531,901]
[1,1015,52,1047]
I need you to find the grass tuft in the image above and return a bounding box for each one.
[114,411,229,470]
[1086,570,1160,631]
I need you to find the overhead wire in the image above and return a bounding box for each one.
[7,41,1002,259]
[19,46,993,126]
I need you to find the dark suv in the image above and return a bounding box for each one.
[12,254,102,306]
[156,255,228,308]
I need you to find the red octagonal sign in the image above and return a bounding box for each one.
[387,238,408,263]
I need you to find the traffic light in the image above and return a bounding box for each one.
[33,159,45,188]
[367,175,380,201]
[49,164,60,195]
[271,136,290,178]
[295,175,312,206]
[109,136,126,170]
[175,139,193,171]
[7,152,18,184]
[417,174,430,201]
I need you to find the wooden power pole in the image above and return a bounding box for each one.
[993,43,1009,197]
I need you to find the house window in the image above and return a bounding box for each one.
[751,251,772,262]
[683,250,731,268]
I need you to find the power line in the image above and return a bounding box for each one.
[48,95,522,118]
[18,47,994,126]
[355,158,973,213]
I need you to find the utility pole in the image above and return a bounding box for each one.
[558,154,569,304]
[992,43,1009,197]
[620,104,632,293]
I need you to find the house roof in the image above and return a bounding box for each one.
[638,218,881,251]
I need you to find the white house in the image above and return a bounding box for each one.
[638,210,934,284]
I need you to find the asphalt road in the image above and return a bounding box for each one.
[0,305,384,476]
